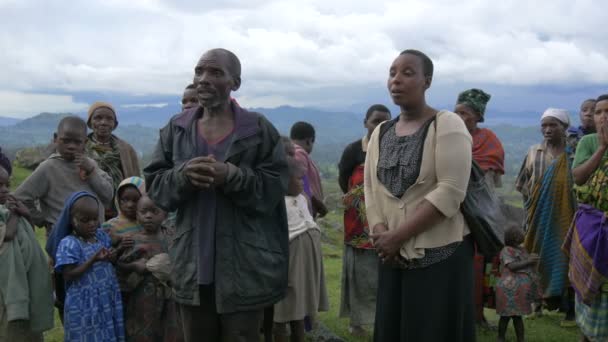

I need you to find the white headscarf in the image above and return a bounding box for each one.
[541,108,570,127]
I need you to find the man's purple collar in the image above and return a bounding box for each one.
[173,100,260,139]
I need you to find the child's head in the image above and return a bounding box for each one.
[181,84,198,111]
[136,196,167,233]
[290,122,316,154]
[71,196,99,239]
[0,166,9,205]
[281,136,295,158]
[504,226,525,247]
[115,177,146,221]
[118,186,142,221]
[286,157,305,196]
[54,116,88,161]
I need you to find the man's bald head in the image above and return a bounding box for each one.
[201,48,241,80]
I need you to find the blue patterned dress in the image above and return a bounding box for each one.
[55,230,125,342]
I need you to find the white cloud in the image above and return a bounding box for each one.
[0,0,607,113]
[0,91,88,118]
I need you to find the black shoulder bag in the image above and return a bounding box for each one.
[434,114,505,257]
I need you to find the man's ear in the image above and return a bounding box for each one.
[53,132,58,143]
[232,76,241,91]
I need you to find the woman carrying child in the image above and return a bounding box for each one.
[47,191,126,342]
[496,226,541,342]
[117,195,182,342]
[564,94,608,342]
[273,142,328,342]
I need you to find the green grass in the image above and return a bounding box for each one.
[8,165,32,191]
[317,212,581,341]
[15,166,581,341]
[33,226,64,341]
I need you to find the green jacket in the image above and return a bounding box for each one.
[0,207,54,334]
[144,103,289,313]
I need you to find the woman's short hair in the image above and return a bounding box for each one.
[400,49,434,78]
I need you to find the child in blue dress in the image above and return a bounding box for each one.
[47,191,126,342]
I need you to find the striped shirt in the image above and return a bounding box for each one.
[515,142,559,201]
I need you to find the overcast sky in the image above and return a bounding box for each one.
[1,0,606,118]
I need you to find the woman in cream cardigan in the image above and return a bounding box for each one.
[365,50,474,341]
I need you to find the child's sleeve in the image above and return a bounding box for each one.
[572,135,595,169]
[85,158,114,207]
[54,237,83,273]
[98,230,112,249]
[14,163,50,227]
[101,221,120,246]
[500,247,517,266]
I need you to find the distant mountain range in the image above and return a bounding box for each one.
[0,103,569,129]
[0,116,22,126]
[0,106,544,192]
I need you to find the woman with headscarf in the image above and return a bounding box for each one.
[563,94,608,342]
[365,49,474,341]
[455,88,505,327]
[85,102,141,217]
[455,88,505,188]
[515,108,576,323]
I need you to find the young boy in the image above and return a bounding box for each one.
[181,84,198,111]
[14,116,113,235]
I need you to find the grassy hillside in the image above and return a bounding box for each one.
[9,165,578,341]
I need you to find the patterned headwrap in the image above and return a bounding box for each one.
[87,101,118,129]
[114,176,146,216]
[457,88,492,122]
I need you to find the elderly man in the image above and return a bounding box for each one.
[144,48,289,341]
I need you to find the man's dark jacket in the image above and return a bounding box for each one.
[144,102,289,313]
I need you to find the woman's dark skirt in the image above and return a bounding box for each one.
[374,236,475,342]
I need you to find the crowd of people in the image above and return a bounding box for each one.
[0,47,606,342]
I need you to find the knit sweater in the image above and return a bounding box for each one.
[14,153,113,227]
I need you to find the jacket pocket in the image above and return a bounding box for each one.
[169,225,197,301]
[232,238,287,300]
